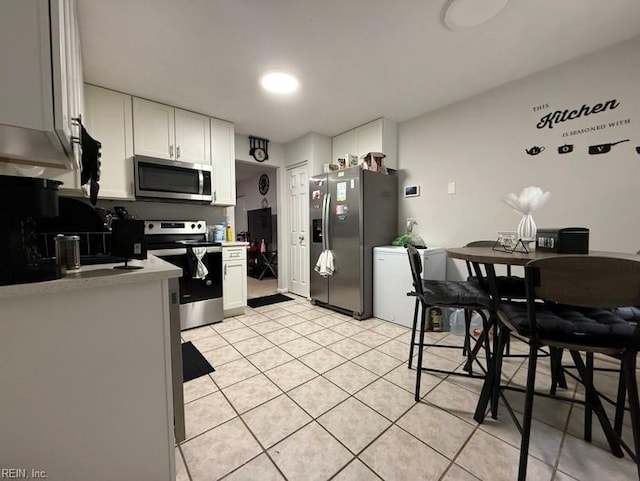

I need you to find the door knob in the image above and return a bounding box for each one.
[299,235,304,241]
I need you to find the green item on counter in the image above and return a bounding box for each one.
[392,234,427,248]
[392,234,413,246]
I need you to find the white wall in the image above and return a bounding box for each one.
[235,166,278,235]
[398,36,640,277]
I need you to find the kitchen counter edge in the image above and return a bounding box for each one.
[0,254,182,299]
[221,241,250,247]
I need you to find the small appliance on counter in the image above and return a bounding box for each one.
[536,227,589,254]
[0,175,64,286]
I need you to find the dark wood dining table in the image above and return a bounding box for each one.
[445,245,639,422]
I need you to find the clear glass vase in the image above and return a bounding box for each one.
[517,214,536,242]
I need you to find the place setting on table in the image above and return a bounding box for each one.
[438,186,640,480]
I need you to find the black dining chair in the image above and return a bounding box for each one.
[406,244,492,401]
[475,255,640,481]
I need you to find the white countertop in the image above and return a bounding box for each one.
[221,241,249,247]
[0,254,182,299]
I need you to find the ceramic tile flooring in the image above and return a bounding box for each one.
[176,295,638,481]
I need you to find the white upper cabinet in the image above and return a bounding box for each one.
[332,131,358,167]
[132,98,211,165]
[210,118,236,206]
[332,118,398,170]
[0,0,83,169]
[132,98,176,160]
[84,85,135,200]
[175,109,211,164]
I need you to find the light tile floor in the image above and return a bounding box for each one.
[177,295,639,480]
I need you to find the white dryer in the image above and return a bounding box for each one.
[373,246,446,328]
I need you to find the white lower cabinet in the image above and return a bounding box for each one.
[223,246,247,314]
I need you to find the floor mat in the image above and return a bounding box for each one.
[247,293,293,308]
[182,341,215,383]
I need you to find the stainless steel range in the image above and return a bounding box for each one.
[145,220,223,330]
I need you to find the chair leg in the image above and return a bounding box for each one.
[549,348,562,396]
[491,323,509,419]
[584,352,594,442]
[518,343,539,481]
[614,363,627,436]
[570,350,623,458]
[408,298,419,369]
[621,350,639,477]
[463,309,472,374]
[474,321,508,423]
[414,302,429,402]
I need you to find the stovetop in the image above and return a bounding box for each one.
[144,219,219,250]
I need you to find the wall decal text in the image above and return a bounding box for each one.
[537,99,620,129]
[561,118,631,138]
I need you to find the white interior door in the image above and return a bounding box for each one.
[288,163,309,298]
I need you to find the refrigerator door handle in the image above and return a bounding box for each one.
[321,193,327,251]
[324,193,331,251]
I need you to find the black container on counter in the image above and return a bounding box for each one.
[536,227,590,254]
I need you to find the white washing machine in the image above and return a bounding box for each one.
[373,246,446,327]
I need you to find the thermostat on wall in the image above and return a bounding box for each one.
[404,185,420,198]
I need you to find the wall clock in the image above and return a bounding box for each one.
[249,136,269,162]
[258,174,270,195]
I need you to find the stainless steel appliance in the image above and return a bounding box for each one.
[145,220,223,330]
[134,156,213,202]
[309,168,397,319]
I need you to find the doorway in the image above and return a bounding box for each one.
[235,161,278,299]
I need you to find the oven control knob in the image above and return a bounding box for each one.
[148,223,154,230]
[191,223,196,229]
[197,223,202,230]
[206,279,212,286]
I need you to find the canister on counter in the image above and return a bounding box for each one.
[55,234,81,271]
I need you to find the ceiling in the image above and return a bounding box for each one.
[77,0,640,144]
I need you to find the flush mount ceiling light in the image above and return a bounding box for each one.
[260,70,299,94]
[443,0,508,30]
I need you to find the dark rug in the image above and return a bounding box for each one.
[247,293,293,308]
[182,341,215,383]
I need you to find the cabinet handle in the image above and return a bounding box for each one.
[169,144,174,158]
[224,264,227,278]
[176,145,181,159]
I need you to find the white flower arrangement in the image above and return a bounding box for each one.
[503,186,550,241]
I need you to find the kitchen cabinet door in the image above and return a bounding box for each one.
[84,85,135,200]
[133,98,175,160]
[355,119,383,159]
[223,247,247,312]
[0,0,81,169]
[332,130,358,166]
[175,109,211,164]
[332,118,398,171]
[211,118,236,206]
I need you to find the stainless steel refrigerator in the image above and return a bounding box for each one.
[309,167,398,319]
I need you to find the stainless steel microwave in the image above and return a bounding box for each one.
[134,156,213,202]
